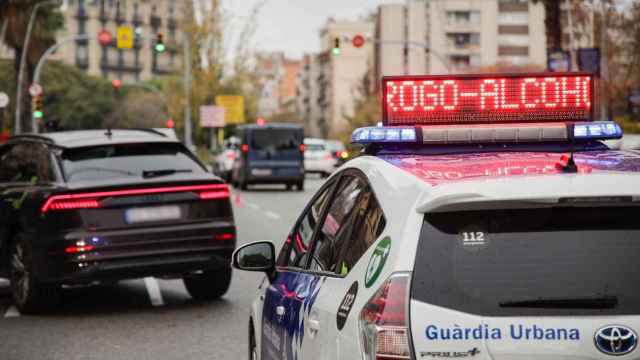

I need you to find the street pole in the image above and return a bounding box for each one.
[565,0,578,70]
[14,0,59,135]
[182,31,194,150]
[600,0,609,120]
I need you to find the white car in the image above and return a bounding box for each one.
[232,72,639,360]
[214,137,240,182]
[304,138,337,177]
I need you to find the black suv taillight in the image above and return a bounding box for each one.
[360,272,412,360]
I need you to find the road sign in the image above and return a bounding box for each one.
[0,92,9,108]
[117,26,134,49]
[200,105,225,128]
[577,48,600,76]
[352,34,365,48]
[98,29,113,46]
[29,83,43,97]
[215,95,245,124]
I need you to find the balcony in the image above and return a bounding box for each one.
[499,2,529,13]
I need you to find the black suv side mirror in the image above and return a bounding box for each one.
[232,241,276,272]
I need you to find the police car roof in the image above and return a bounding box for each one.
[350,150,640,214]
[11,129,179,149]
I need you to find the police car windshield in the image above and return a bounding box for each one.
[412,206,640,316]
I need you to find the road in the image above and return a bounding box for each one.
[0,177,326,360]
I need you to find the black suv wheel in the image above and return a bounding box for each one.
[9,233,60,314]
[183,268,232,301]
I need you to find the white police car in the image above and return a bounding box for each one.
[232,72,640,360]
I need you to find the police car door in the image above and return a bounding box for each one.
[306,172,388,360]
[261,178,336,360]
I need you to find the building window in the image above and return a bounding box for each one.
[498,34,530,47]
[447,33,480,49]
[446,11,480,26]
[498,12,529,25]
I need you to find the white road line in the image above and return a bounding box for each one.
[265,211,281,220]
[4,305,20,318]
[248,203,260,210]
[143,277,165,307]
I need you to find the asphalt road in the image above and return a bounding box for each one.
[0,177,326,360]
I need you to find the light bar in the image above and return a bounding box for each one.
[383,73,594,126]
[351,127,416,144]
[351,121,622,146]
[573,121,622,140]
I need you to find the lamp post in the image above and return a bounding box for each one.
[14,0,61,135]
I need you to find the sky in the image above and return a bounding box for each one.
[222,0,637,61]
[223,0,396,60]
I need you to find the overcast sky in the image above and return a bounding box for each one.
[222,0,395,60]
[222,0,636,61]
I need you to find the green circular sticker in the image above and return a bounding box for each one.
[364,237,391,288]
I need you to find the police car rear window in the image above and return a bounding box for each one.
[412,206,640,316]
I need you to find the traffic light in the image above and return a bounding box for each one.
[112,79,122,95]
[332,37,341,55]
[32,95,43,119]
[155,33,166,53]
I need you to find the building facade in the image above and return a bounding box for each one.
[256,51,301,118]
[0,0,186,81]
[376,0,547,78]
[318,19,375,139]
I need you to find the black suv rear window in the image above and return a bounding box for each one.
[61,143,205,182]
[412,206,640,316]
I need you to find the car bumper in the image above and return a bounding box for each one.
[35,221,236,284]
[245,167,304,184]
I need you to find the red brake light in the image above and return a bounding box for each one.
[241,144,249,153]
[65,245,94,254]
[214,233,234,241]
[48,199,100,211]
[360,272,411,360]
[41,184,229,213]
[299,144,305,152]
[382,73,593,126]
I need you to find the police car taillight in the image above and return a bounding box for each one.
[352,72,623,146]
[360,272,412,360]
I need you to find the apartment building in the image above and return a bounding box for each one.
[256,52,302,117]
[318,19,375,139]
[0,0,187,81]
[376,0,547,77]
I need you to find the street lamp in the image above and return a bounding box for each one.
[14,0,62,134]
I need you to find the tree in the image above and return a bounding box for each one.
[0,0,64,133]
[531,0,562,52]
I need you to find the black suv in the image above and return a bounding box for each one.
[0,130,236,313]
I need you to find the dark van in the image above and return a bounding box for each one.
[231,123,305,191]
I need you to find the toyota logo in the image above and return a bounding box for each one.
[594,325,638,356]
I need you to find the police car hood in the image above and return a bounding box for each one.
[379,150,640,212]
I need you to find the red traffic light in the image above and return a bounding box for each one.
[257,117,266,126]
[112,79,122,89]
[166,119,175,128]
[352,34,365,48]
[98,29,113,47]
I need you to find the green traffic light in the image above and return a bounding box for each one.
[332,47,341,55]
[33,110,43,119]
[155,43,166,53]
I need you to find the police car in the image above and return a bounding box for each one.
[232,72,640,360]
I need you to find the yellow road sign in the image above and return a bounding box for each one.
[117,26,134,49]
[215,95,245,124]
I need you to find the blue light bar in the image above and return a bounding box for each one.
[573,121,622,140]
[351,126,416,144]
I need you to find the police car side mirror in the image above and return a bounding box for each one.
[232,241,276,273]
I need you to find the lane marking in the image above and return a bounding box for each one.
[4,305,20,318]
[248,203,260,210]
[265,211,281,220]
[144,277,165,307]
